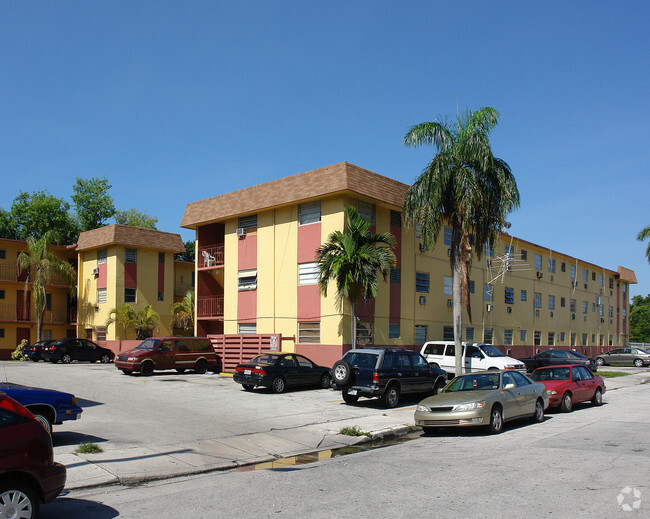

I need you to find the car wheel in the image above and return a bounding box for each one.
[31,357,39,362]
[319,373,332,389]
[342,389,359,404]
[50,359,58,363]
[332,360,353,385]
[433,378,446,395]
[194,359,208,374]
[140,362,154,376]
[33,413,52,436]
[532,399,545,423]
[591,388,603,406]
[634,359,644,367]
[100,354,111,363]
[62,353,72,364]
[271,377,286,394]
[121,369,133,375]
[595,357,605,366]
[487,367,499,371]
[489,406,503,434]
[176,368,186,374]
[381,384,400,408]
[243,384,254,391]
[0,481,39,519]
[560,392,573,413]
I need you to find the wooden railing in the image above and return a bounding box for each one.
[197,295,224,318]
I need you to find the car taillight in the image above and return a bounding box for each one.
[0,395,35,420]
[253,368,266,376]
[373,371,379,383]
[49,346,57,351]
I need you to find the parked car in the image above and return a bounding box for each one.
[41,338,114,364]
[595,348,650,367]
[115,337,219,376]
[529,365,605,412]
[414,370,548,434]
[518,349,597,373]
[331,348,448,408]
[0,393,67,518]
[420,341,526,376]
[22,340,54,362]
[0,382,83,435]
[233,353,331,393]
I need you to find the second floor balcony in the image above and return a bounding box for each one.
[0,303,77,324]
[197,295,224,319]
[198,244,224,269]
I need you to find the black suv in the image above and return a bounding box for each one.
[332,348,448,408]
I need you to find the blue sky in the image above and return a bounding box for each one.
[1,1,648,297]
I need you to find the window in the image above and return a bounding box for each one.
[469,281,475,294]
[581,333,588,346]
[521,289,527,302]
[505,245,514,259]
[548,332,555,346]
[238,323,257,334]
[96,326,107,342]
[570,299,576,312]
[560,297,565,308]
[560,332,565,343]
[609,278,614,289]
[389,323,400,339]
[582,301,588,314]
[0,290,4,299]
[97,249,107,265]
[466,327,474,340]
[534,331,541,346]
[298,263,319,285]
[97,288,107,304]
[484,242,494,257]
[520,330,527,342]
[299,201,321,225]
[483,328,493,344]
[570,265,576,279]
[356,321,373,345]
[125,288,136,303]
[504,329,513,345]
[125,248,137,263]
[561,262,566,272]
[238,214,257,229]
[521,249,527,261]
[484,284,493,302]
[415,272,430,293]
[158,291,164,301]
[591,333,596,344]
[443,326,454,340]
[534,293,542,308]
[43,293,51,310]
[358,201,375,226]
[548,259,556,273]
[571,332,576,346]
[534,254,542,270]
[298,322,320,343]
[0,249,4,259]
[609,306,613,318]
[599,273,604,287]
[592,272,596,281]
[591,302,596,312]
[443,227,452,245]
[390,268,401,283]
[583,269,588,282]
[414,325,427,344]
[415,221,422,239]
[599,334,604,346]
[159,252,165,264]
[390,210,401,227]
[443,276,452,296]
[505,287,514,304]
[238,269,257,291]
[548,295,555,310]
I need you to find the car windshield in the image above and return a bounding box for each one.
[343,352,379,369]
[250,354,279,365]
[135,339,159,351]
[638,349,650,355]
[50,339,66,346]
[531,367,571,381]
[568,351,586,358]
[481,345,505,357]
[445,373,500,392]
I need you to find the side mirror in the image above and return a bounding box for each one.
[504,383,515,390]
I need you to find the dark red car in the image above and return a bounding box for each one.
[0,393,67,518]
[530,364,606,412]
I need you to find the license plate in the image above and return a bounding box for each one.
[244,369,251,375]
[347,389,358,396]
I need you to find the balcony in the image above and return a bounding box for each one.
[197,295,224,319]
[0,303,77,324]
[174,281,194,297]
[0,264,75,285]
[198,244,224,269]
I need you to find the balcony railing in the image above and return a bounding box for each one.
[0,303,77,323]
[0,264,75,285]
[174,282,194,297]
[197,295,224,319]
[198,244,224,269]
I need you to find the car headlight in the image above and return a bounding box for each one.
[452,401,486,412]
[127,357,139,362]
[416,404,429,412]
[547,390,557,395]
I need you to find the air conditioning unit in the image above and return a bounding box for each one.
[447,299,453,308]
[236,227,247,238]
[419,296,427,305]
[92,267,99,276]
[486,304,493,312]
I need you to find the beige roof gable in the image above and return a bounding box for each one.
[76,224,184,253]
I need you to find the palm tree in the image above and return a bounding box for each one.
[106,303,137,339]
[317,206,396,348]
[17,232,75,342]
[171,289,195,333]
[402,106,519,376]
[134,304,160,340]
[638,225,650,263]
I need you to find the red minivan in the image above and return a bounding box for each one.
[114,337,220,376]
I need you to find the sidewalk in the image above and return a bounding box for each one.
[57,370,649,490]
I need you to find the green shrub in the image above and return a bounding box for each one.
[74,442,103,454]
[339,425,371,437]
[11,339,29,361]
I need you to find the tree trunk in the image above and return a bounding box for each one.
[351,298,357,349]
[453,258,463,376]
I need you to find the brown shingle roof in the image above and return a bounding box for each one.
[180,162,409,228]
[76,225,185,253]
[617,266,638,284]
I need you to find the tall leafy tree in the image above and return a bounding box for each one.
[638,225,650,263]
[9,191,79,244]
[317,206,396,348]
[114,208,158,230]
[72,177,116,232]
[630,294,650,343]
[106,303,137,340]
[134,304,160,340]
[171,290,195,332]
[175,240,195,262]
[17,232,76,342]
[403,106,519,376]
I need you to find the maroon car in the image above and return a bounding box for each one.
[0,393,67,518]
[530,364,606,412]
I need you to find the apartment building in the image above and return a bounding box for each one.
[181,162,637,367]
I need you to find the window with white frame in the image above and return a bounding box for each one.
[414,325,428,344]
[298,322,320,343]
[534,292,542,308]
[238,270,257,291]
[583,269,588,282]
[548,332,555,346]
[570,265,576,279]
[599,273,604,287]
[548,295,555,310]
[298,201,321,225]
[443,276,452,296]
[97,288,107,304]
[582,301,588,314]
[548,258,556,273]
[298,263,319,285]
[358,201,375,226]
[483,328,493,344]
[97,249,107,265]
[520,330,527,342]
[238,323,257,334]
[534,254,542,270]
[504,329,513,345]
[443,227,452,246]
[534,331,541,346]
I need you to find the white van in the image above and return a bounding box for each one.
[420,341,526,376]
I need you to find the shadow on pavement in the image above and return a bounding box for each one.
[53,431,108,447]
[76,397,104,408]
[42,498,119,519]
